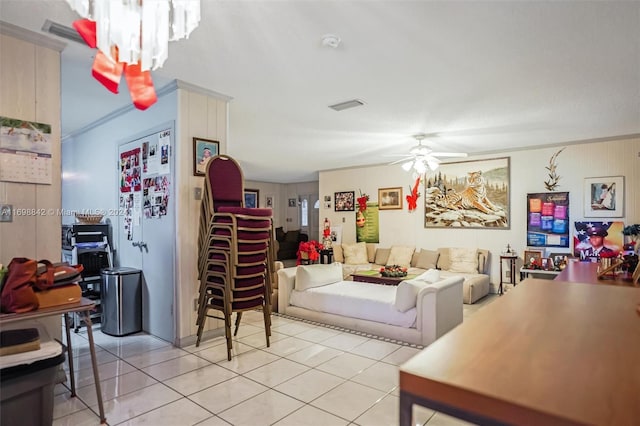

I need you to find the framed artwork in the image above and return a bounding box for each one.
[423,157,510,228]
[378,187,403,210]
[526,192,570,248]
[573,221,624,259]
[244,189,259,208]
[288,198,297,207]
[584,176,624,217]
[193,137,219,176]
[524,250,543,264]
[334,191,355,211]
[265,195,274,208]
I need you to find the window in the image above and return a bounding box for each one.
[301,199,308,227]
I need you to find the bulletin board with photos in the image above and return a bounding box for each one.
[526,192,570,248]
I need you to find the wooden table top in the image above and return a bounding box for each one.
[400,279,640,425]
[556,260,638,287]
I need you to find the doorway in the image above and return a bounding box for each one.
[117,124,175,343]
[299,193,319,241]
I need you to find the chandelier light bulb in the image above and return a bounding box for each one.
[401,161,414,171]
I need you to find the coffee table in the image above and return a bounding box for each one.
[351,270,416,286]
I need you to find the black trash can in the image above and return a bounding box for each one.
[101,267,142,336]
[1,342,65,426]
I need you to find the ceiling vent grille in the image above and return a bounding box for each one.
[329,99,365,112]
[42,19,85,45]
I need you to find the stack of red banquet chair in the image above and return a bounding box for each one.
[195,155,276,360]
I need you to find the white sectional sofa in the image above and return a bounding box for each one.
[333,244,491,304]
[277,263,464,346]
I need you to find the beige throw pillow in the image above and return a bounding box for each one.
[386,246,415,267]
[449,248,479,273]
[342,242,369,265]
[394,278,429,312]
[416,250,440,270]
[295,263,343,291]
[374,248,391,266]
[332,244,344,263]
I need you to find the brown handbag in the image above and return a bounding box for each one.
[1,258,40,313]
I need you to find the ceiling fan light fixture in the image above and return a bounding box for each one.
[427,159,440,171]
[401,160,414,171]
[414,160,427,174]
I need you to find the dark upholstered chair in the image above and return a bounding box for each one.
[274,227,308,260]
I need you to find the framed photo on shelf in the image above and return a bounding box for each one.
[244,189,259,208]
[523,250,543,265]
[193,137,219,176]
[378,187,403,210]
[584,176,624,217]
[334,191,355,212]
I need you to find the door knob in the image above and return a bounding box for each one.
[140,242,148,253]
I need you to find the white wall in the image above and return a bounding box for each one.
[320,137,640,291]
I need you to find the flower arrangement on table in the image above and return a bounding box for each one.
[297,240,323,265]
[379,264,408,277]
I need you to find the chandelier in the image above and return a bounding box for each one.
[401,157,440,174]
[65,0,201,109]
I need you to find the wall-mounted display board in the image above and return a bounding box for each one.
[0,116,52,184]
[526,192,570,248]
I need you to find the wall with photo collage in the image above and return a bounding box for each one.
[526,192,570,248]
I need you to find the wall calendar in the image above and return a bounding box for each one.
[0,116,52,185]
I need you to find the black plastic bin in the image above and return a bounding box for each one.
[1,344,65,426]
[101,267,142,336]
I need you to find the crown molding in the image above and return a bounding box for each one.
[0,20,66,52]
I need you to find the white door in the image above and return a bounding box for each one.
[117,125,175,343]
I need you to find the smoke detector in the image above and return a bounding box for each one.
[321,34,341,48]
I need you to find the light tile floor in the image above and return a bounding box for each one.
[53,295,498,426]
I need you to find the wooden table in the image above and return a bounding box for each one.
[399,278,640,425]
[555,260,639,287]
[351,271,416,286]
[0,298,106,423]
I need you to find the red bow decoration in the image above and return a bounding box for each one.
[406,177,421,212]
[357,190,369,212]
[72,19,158,110]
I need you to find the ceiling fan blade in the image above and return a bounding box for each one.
[389,157,413,165]
[430,152,468,158]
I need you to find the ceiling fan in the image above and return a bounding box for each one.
[389,134,468,173]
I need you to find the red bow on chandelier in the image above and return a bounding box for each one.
[73,19,158,110]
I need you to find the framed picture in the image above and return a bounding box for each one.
[193,137,219,176]
[265,195,274,208]
[584,176,624,217]
[244,189,259,208]
[572,221,624,259]
[524,250,543,264]
[288,198,297,207]
[424,157,510,228]
[526,192,570,248]
[334,191,355,212]
[378,187,403,210]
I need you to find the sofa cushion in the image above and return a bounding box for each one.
[295,263,343,291]
[416,250,440,270]
[366,244,377,263]
[416,268,441,283]
[374,248,391,266]
[342,242,369,265]
[395,268,442,312]
[333,244,344,263]
[437,248,450,270]
[394,279,425,312]
[284,229,300,242]
[386,246,415,267]
[449,248,479,273]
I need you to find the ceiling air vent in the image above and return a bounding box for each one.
[42,19,85,45]
[329,99,365,112]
